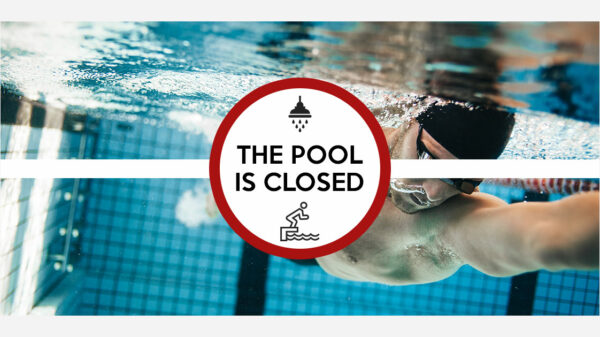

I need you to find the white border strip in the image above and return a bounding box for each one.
[1,159,598,179]
[2,315,600,337]
[1,0,599,21]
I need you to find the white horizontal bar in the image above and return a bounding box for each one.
[1,159,598,179]
[390,159,600,179]
[0,160,209,179]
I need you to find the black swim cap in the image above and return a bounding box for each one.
[416,102,515,159]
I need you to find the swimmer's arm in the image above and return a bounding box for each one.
[443,192,599,276]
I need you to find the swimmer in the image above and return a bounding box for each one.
[295,102,599,285]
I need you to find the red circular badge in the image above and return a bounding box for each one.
[210,78,390,259]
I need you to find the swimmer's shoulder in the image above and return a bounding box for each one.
[457,191,508,208]
[427,191,508,222]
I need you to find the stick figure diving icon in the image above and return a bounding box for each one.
[280,202,319,241]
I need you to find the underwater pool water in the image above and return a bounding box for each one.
[1,22,598,159]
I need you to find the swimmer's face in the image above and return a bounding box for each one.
[385,123,479,214]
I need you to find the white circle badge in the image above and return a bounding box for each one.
[210,78,390,259]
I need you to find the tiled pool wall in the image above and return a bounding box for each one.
[0,100,87,314]
[0,177,81,315]
[1,93,89,315]
[76,178,243,315]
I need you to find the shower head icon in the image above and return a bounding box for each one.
[289,96,311,132]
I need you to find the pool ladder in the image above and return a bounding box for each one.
[50,126,89,274]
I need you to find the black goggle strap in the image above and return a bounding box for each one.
[417,124,438,160]
[440,178,482,194]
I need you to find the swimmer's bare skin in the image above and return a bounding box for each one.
[316,126,599,285]
[317,191,598,285]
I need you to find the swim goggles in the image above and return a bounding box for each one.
[416,123,482,194]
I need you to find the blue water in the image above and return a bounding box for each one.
[1,22,598,159]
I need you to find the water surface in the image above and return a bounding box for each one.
[1,22,598,159]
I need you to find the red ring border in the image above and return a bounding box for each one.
[209,78,391,259]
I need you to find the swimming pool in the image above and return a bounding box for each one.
[0,22,598,315]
